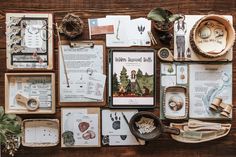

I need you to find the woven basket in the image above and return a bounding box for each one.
[190,14,235,58]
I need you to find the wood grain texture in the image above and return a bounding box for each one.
[1,0,236,156]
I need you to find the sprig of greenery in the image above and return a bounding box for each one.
[147,7,182,30]
[0,106,22,156]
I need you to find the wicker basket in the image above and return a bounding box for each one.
[190,14,235,58]
[22,119,59,147]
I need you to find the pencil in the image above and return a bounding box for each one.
[121,112,141,144]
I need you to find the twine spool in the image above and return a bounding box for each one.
[59,13,84,39]
[190,14,235,58]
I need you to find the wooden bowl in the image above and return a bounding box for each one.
[190,14,235,58]
[129,111,162,141]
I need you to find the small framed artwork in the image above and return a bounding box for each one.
[6,13,53,70]
[61,108,101,147]
[5,73,55,114]
[22,119,59,147]
[163,86,188,119]
[109,49,156,108]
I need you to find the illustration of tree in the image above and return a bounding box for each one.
[136,69,143,78]
[126,80,132,93]
[120,66,129,88]
[112,73,119,92]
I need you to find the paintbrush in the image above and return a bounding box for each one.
[121,112,141,144]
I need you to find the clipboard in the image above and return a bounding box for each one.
[61,107,101,147]
[58,40,107,107]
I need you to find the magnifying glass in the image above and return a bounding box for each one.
[15,93,39,111]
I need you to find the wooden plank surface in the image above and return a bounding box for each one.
[1,0,236,157]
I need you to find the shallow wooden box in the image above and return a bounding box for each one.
[5,73,55,114]
[22,119,59,147]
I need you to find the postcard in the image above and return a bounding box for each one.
[88,18,114,38]
[106,16,151,47]
[61,108,100,147]
[102,109,145,146]
[106,15,131,47]
[111,50,155,107]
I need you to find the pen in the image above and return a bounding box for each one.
[121,112,141,144]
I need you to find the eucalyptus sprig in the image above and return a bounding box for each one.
[0,106,22,156]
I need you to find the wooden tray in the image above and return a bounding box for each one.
[170,119,231,143]
[22,119,59,147]
[5,73,55,114]
[163,86,188,120]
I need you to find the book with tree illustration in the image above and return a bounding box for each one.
[109,49,155,108]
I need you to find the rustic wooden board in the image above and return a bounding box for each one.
[0,0,236,157]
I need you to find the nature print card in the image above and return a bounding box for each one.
[110,49,155,107]
[102,109,145,146]
[106,16,151,47]
[189,63,232,119]
[61,108,100,147]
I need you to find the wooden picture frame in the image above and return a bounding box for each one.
[5,73,55,114]
[59,40,107,107]
[6,12,53,70]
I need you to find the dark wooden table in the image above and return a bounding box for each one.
[0,0,236,157]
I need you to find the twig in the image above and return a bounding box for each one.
[56,23,70,87]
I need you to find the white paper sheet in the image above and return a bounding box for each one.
[189,64,232,119]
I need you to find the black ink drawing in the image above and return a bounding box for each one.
[186,47,191,58]
[110,112,121,130]
[176,16,187,59]
[138,25,145,34]
[116,20,120,40]
[120,135,127,140]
